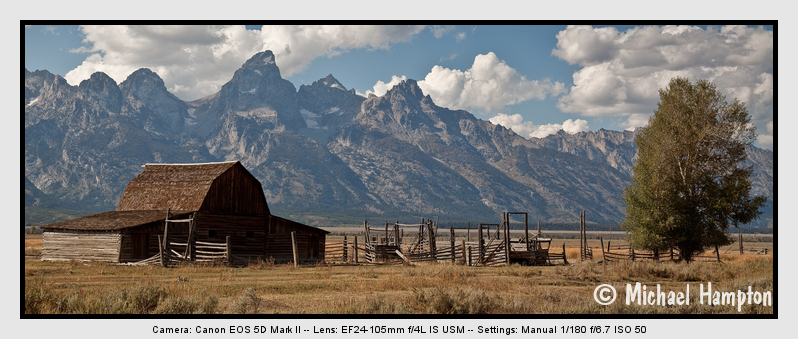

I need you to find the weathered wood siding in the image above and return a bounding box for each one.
[266,215,326,263]
[42,231,121,262]
[200,164,269,215]
[118,221,179,262]
[265,234,325,263]
[194,212,267,259]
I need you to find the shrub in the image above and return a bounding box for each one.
[230,288,261,314]
[411,287,495,314]
[128,284,167,314]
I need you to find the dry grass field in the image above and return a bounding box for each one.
[24,234,773,315]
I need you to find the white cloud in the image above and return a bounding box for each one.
[456,32,467,42]
[431,25,455,38]
[489,113,589,139]
[552,25,773,142]
[438,53,458,63]
[43,25,59,35]
[415,52,565,112]
[359,75,408,97]
[620,113,652,131]
[562,118,590,134]
[63,25,426,100]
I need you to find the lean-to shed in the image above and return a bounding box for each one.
[40,161,328,263]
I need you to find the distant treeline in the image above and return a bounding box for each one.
[436,222,773,234]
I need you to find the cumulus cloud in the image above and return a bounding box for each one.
[414,52,565,112]
[552,25,773,147]
[489,113,589,139]
[359,75,408,97]
[63,25,426,100]
[620,113,652,131]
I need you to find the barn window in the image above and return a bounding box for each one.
[246,231,254,239]
[209,230,217,238]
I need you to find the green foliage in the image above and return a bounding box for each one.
[621,78,767,262]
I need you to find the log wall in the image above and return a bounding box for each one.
[42,231,122,262]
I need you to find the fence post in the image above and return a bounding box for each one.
[291,232,298,268]
[600,237,606,264]
[466,246,472,266]
[631,248,635,262]
[562,243,568,265]
[450,228,456,263]
[343,235,348,262]
[460,239,466,265]
[524,216,530,251]
[739,228,744,255]
[431,221,436,254]
[225,236,232,266]
[504,212,511,265]
[579,211,585,261]
[354,236,359,264]
[477,224,484,265]
[158,235,165,267]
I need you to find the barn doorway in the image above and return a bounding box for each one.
[131,233,150,259]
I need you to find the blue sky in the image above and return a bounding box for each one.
[24,24,774,149]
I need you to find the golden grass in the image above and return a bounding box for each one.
[24,249,773,315]
[23,235,773,314]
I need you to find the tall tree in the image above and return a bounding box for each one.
[621,77,767,263]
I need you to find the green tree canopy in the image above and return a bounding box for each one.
[621,77,767,262]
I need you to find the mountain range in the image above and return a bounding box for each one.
[24,51,774,227]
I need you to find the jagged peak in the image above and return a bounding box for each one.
[119,68,179,101]
[79,71,117,88]
[383,79,425,100]
[121,68,165,87]
[320,74,346,90]
[240,50,280,75]
[27,69,55,78]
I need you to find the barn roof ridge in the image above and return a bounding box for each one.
[142,160,240,167]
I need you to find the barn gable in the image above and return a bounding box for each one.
[116,161,269,215]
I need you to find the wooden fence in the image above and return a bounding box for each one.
[599,238,723,263]
[546,243,568,265]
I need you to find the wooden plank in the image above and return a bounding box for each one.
[291,232,298,267]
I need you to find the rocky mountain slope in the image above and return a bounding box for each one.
[24,51,774,226]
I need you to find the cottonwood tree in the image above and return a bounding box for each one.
[621,77,767,263]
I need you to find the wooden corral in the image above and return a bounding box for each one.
[40,161,328,265]
[329,213,567,267]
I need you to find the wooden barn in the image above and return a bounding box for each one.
[40,161,328,264]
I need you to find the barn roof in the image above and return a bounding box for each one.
[39,210,193,231]
[116,161,239,211]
